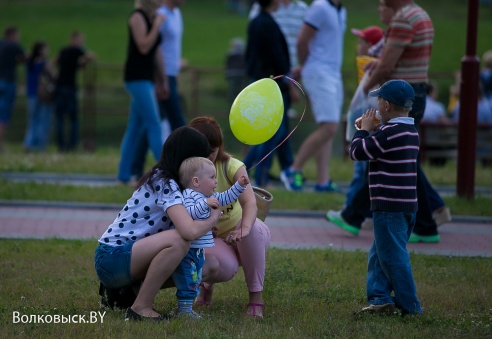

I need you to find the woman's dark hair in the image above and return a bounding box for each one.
[258,0,274,9]
[188,116,231,163]
[136,126,211,190]
[27,41,46,71]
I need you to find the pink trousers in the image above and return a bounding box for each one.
[205,218,271,292]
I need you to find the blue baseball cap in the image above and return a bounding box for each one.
[368,79,415,107]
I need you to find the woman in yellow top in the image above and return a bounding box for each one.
[189,116,271,319]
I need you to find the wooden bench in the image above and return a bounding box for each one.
[419,121,492,166]
[341,118,492,166]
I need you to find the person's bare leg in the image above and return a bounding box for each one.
[291,123,336,173]
[129,230,189,317]
[196,254,219,305]
[291,129,321,171]
[246,291,264,317]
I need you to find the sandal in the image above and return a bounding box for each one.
[246,303,264,319]
[195,283,214,306]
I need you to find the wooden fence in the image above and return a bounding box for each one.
[8,63,457,153]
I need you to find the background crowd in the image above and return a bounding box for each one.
[0,27,95,153]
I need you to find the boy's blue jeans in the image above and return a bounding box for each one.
[172,248,204,302]
[367,211,422,315]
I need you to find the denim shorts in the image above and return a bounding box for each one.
[94,242,137,289]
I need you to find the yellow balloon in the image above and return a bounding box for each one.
[229,78,284,145]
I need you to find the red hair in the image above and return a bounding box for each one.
[188,116,231,163]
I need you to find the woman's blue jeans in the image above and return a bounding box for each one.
[243,92,293,186]
[118,81,162,182]
[24,97,53,150]
[130,76,186,179]
[367,211,422,315]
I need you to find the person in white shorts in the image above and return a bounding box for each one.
[281,0,346,192]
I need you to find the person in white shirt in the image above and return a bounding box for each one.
[281,0,347,192]
[422,80,449,123]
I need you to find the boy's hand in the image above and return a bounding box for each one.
[206,197,219,209]
[360,108,377,131]
[238,175,250,187]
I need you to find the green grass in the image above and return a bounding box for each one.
[5,0,492,69]
[1,145,491,216]
[1,143,491,186]
[1,239,491,338]
[2,180,492,217]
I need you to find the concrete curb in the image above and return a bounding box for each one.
[2,172,492,196]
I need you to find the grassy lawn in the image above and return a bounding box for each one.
[2,3,492,338]
[1,145,492,216]
[1,239,491,338]
[4,0,492,69]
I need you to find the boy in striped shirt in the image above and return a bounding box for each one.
[174,157,249,318]
[351,80,422,316]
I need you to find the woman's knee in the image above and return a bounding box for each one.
[205,244,239,283]
[166,231,191,256]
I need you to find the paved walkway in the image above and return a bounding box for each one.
[1,201,492,257]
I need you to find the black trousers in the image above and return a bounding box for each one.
[341,159,438,236]
[341,82,438,236]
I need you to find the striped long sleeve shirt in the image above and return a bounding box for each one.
[350,117,419,213]
[183,181,246,248]
[385,3,434,83]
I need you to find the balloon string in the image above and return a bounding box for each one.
[248,75,307,172]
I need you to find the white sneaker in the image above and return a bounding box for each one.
[432,207,452,226]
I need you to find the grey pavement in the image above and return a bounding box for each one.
[1,172,492,257]
[1,200,492,258]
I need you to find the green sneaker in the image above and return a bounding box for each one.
[408,233,440,243]
[326,210,360,236]
[280,169,303,191]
